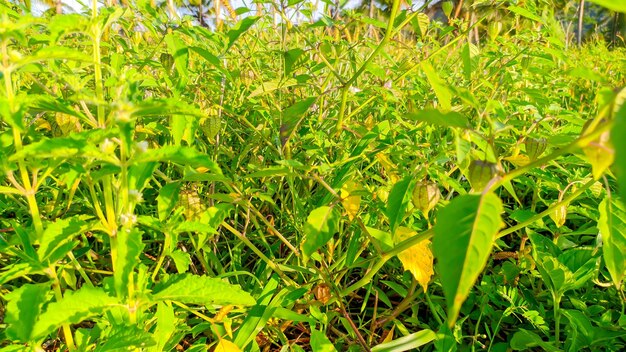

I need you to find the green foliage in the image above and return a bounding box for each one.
[1,0,625,351]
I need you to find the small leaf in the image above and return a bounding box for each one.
[134,146,222,174]
[94,325,156,351]
[301,206,340,257]
[598,197,626,289]
[395,227,434,292]
[386,177,413,235]
[152,274,255,306]
[214,339,242,352]
[32,287,119,340]
[158,182,181,222]
[340,181,361,221]
[433,193,503,326]
[310,329,337,352]
[405,109,468,129]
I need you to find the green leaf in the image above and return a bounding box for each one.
[148,302,179,352]
[301,206,340,257]
[158,182,181,222]
[227,16,260,49]
[310,329,337,352]
[588,0,626,13]
[405,109,469,129]
[152,274,255,306]
[510,329,561,351]
[597,197,626,289]
[165,33,189,89]
[114,228,144,299]
[386,177,413,236]
[94,325,156,351]
[612,103,626,200]
[421,62,452,111]
[279,97,316,147]
[433,193,503,326]
[32,287,119,340]
[4,284,50,342]
[371,329,436,352]
[37,216,88,264]
[134,146,221,174]
[508,5,545,24]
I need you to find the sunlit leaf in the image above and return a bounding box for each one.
[598,197,626,289]
[152,274,255,306]
[395,227,434,292]
[301,206,340,257]
[433,193,503,326]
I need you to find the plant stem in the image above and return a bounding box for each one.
[335,0,401,134]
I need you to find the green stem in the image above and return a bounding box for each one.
[48,267,76,351]
[335,0,401,134]
[553,293,562,346]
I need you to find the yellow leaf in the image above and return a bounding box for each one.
[340,181,361,221]
[214,339,241,352]
[504,154,530,167]
[395,227,434,292]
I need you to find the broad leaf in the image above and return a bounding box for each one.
[598,197,626,289]
[37,216,88,264]
[4,284,50,342]
[152,274,255,306]
[227,16,260,49]
[433,193,503,326]
[32,287,119,340]
[301,206,340,257]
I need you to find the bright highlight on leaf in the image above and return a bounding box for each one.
[340,180,361,221]
[214,339,242,352]
[395,227,434,292]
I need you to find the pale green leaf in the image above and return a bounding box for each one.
[301,206,340,257]
[32,287,119,340]
[152,274,255,306]
[421,62,452,111]
[405,109,468,129]
[37,216,88,264]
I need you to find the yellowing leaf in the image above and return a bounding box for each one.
[583,131,614,180]
[504,154,530,167]
[395,227,434,292]
[340,181,361,221]
[214,339,241,352]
